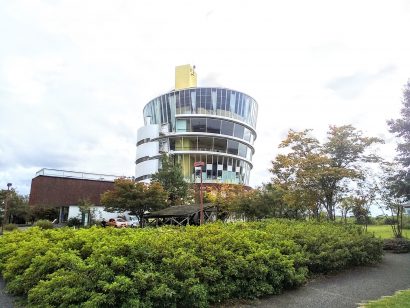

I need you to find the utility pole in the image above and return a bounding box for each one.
[194,162,204,225]
[1,183,12,234]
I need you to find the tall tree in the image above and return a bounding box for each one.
[270,129,329,219]
[101,178,167,227]
[378,161,407,238]
[0,189,30,225]
[78,198,96,226]
[387,80,410,169]
[320,125,383,220]
[385,80,410,237]
[204,184,246,221]
[270,126,382,220]
[350,179,378,230]
[151,154,188,206]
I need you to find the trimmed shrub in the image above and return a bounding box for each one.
[0,219,383,307]
[34,220,54,230]
[383,238,410,253]
[67,217,82,228]
[3,224,18,232]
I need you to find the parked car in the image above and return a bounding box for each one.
[127,215,139,228]
[107,218,128,228]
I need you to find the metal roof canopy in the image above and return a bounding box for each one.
[144,203,217,226]
[144,203,215,218]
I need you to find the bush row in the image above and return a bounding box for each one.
[0,219,382,307]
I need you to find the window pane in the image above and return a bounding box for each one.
[175,138,183,150]
[175,92,181,114]
[182,137,197,150]
[227,140,239,155]
[203,88,212,114]
[238,143,247,158]
[176,119,188,132]
[190,90,196,113]
[207,118,221,134]
[234,124,245,139]
[243,128,251,142]
[221,120,234,136]
[214,138,227,153]
[181,90,190,113]
[191,118,206,132]
[197,137,213,151]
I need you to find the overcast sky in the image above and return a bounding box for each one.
[1,0,410,197]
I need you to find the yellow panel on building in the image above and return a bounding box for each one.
[175,64,197,90]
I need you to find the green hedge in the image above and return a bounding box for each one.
[0,219,382,307]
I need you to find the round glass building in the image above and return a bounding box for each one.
[135,65,258,186]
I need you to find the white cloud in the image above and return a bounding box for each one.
[0,0,409,205]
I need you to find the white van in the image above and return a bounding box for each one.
[126,215,139,227]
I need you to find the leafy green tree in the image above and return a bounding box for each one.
[29,206,59,223]
[387,80,410,168]
[339,196,355,223]
[78,198,96,226]
[151,154,188,206]
[352,201,371,226]
[378,162,407,238]
[270,130,325,219]
[321,125,382,220]
[255,183,288,218]
[235,186,284,221]
[101,178,167,227]
[385,80,410,237]
[270,126,382,220]
[0,189,30,225]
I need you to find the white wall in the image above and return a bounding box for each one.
[135,159,159,179]
[136,142,159,160]
[68,205,126,222]
[136,124,161,179]
[137,124,159,142]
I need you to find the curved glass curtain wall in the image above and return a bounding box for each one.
[176,153,251,185]
[142,87,257,185]
[169,136,253,161]
[175,117,255,145]
[143,88,258,132]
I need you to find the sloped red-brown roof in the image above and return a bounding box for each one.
[29,175,114,207]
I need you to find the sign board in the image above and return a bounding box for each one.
[194,161,205,167]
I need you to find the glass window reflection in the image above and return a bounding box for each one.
[234,124,244,139]
[214,138,227,153]
[197,137,213,151]
[221,121,234,136]
[227,140,239,155]
[191,118,206,132]
[207,118,221,134]
[238,143,247,158]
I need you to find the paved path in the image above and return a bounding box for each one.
[0,279,16,308]
[0,252,409,307]
[234,252,410,308]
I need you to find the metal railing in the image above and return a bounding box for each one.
[35,168,124,182]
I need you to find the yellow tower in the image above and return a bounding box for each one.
[175,64,197,90]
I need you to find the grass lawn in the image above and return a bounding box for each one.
[366,225,410,239]
[361,289,410,307]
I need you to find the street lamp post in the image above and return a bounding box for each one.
[194,161,204,225]
[2,183,12,234]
